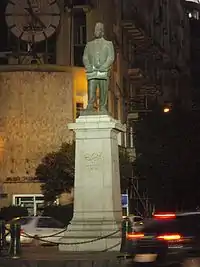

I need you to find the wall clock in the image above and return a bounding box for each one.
[5,0,61,43]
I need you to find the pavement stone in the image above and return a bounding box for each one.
[0,246,128,267]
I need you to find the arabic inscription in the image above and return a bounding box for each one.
[84,152,103,171]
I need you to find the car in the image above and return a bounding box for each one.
[124,212,200,266]
[129,215,144,232]
[122,216,144,234]
[6,216,67,245]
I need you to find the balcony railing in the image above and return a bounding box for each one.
[121,0,189,70]
[128,96,147,112]
[121,0,148,34]
[128,94,158,112]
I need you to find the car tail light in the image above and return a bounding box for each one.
[127,232,144,240]
[20,229,24,235]
[153,213,176,219]
[157,233,182,241]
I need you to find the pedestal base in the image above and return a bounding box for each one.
[59,115,125,252]
[59,219,121,252]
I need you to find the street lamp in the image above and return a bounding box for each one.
[163,107,170,113]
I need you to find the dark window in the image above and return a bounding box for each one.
[35,196,44,201]
[73,10,86,67]
[134,217,143,223]
[142,215,200,237]
[37,217,64,228]
[11,217,32,226]
[23,197,34,201]
[74,45,85,67]
[37,218,51,228]
[74,25,86,45]
[177,214,200,234]
[6,29,56,64]
[143,219,178,235]
[178,214,200,225]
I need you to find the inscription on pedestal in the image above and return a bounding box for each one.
[84,152,103,171]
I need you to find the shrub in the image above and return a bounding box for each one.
[43,204,73,225]
[0,206,28,222]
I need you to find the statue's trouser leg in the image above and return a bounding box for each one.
[87,79,97,110]
[99,79,108,111]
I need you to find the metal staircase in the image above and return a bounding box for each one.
[121,0,190,113]
[122,0,190,216]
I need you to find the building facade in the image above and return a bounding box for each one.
[121,0,191,215]
[184,0,200,110]
[0,0,191,215]
[123,0,191,146]
[57,0,128,123]
[0,0,129,214]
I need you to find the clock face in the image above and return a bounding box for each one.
[5,0,60,43]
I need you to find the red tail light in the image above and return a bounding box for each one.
[157,233,182,241]
[127,233,144,240]
[153,213,176,219]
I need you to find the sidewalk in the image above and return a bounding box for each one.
[21,245,123,260]
[0,246,126,267]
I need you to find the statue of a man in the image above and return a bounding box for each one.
[83,22,115,113]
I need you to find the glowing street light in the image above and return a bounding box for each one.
[163,107,170,113]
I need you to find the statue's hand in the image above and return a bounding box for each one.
[86,66,93,72]
[99,67,108,72]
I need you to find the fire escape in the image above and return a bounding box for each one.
[121,0,190,216]
[184,0,200,110]
[122,0,189,113]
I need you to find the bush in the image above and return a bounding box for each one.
[43,204,73,225]
[0,206,28,222]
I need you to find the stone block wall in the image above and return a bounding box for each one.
[0,70,73,183]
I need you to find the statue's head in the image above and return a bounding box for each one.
[94,22,104,38]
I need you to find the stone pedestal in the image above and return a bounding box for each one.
[59,115,125,252]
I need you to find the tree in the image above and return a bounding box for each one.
[36,141,131,203]
[119,146,133,193]
[133,108,200,210]
[35,142,75,203]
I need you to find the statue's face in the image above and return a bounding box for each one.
[94,23,104,38]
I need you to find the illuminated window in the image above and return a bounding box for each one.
[13,194,58,216]
[13,194,44,216]
[188,10,199,19]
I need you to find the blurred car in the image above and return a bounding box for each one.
[122,215,144,232]
[129,215,144,232]
[125,212,200,266]
[6,216,66,245]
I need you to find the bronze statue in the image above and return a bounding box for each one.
[83,22,115,114]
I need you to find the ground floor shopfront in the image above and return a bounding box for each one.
[13,194,48,216]
[1,181,73,215]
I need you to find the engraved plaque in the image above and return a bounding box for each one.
[84,152,103,171]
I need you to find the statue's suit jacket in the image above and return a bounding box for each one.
[83,37,115,80]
